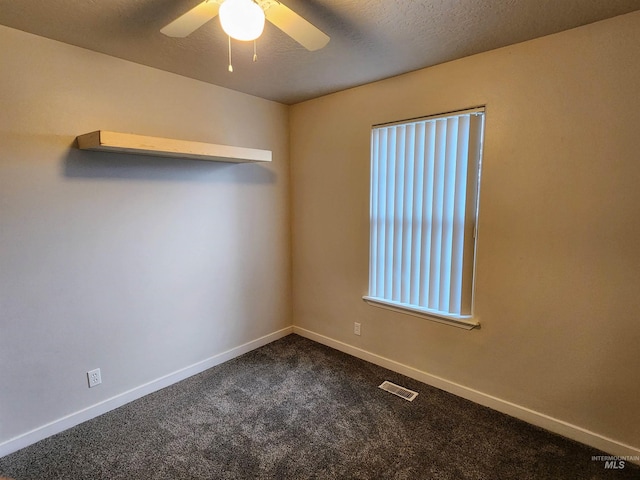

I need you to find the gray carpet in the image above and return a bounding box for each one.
[1,334,637,479]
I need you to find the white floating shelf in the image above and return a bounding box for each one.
[76,131,272,163]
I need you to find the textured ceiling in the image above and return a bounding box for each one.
[1,0,639,104]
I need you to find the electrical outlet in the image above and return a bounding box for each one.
[354,322,361,336]
[87,368,102,388]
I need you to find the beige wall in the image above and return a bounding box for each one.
[290,12,640,449]
[0,26,290,445]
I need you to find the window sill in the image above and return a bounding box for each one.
[362,296,480,330]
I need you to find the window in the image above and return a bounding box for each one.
[363,108,485,329]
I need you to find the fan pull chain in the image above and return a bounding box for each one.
[253,40,258,62]
[228,35,233,72]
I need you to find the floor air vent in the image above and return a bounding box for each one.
[379,381,418,401]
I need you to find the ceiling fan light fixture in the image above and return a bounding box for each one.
[219,0,265,41]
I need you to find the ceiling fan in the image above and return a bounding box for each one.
[161,0,330,68]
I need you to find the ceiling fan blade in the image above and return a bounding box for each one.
[264,1,329,51]
[160,0,221,38]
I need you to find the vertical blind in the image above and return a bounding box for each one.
[368,109,484,318]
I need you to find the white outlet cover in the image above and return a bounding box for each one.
[87,368,102,388]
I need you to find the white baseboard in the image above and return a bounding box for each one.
[0,326,293,458]
[293,326,640,463]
